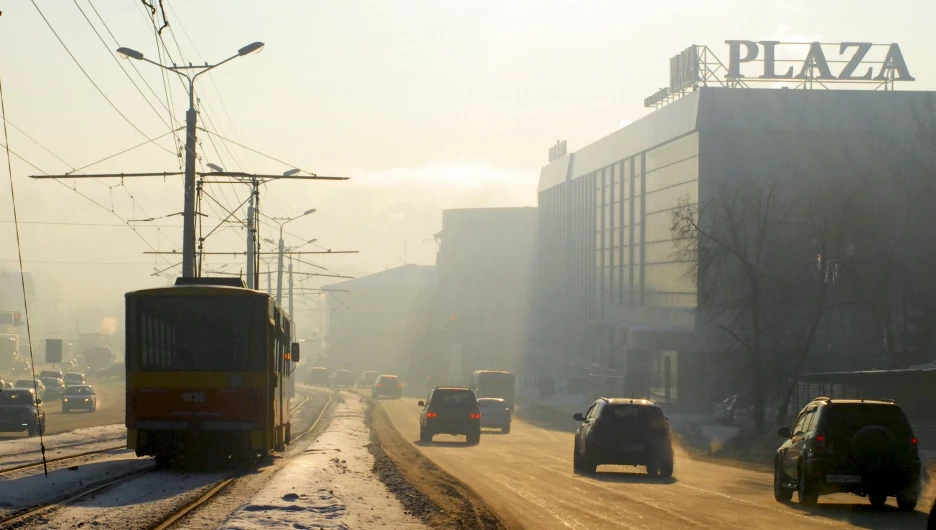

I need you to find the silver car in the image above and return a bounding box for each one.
[62,385,97,413]
[478,397,511,434]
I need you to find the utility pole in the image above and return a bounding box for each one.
[276,236,285,306]
[288,257,294,319]
[246,195,255,289]
[267,261,273,295]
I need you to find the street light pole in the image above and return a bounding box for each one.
[116,42,265,277]
[262,209,316,306]
[288,257,294,319]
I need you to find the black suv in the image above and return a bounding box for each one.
[572,398,673,476]
[774,397,920,510]
[0,388,45,437]
[418,387,481,444]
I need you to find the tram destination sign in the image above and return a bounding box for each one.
[725,41,914,81]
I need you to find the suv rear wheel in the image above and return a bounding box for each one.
[419,426,432,443]
[466,430,481,445]
[573,443,583,474]
[869,493,887,507]
[797,463,818,505]
[583,449,597,474]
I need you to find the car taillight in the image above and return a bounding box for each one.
[427,412,438,418]
[377,384,382,387]
[397,384,402,388]
[811,432,826,452]
[471,413,481,419]
[911,436,919,457]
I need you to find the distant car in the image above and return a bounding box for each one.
[418,387,481,444]
[95,363,125,379]
[63,372,86,386]
[359,371,379,388]
[332,370,354,388]
[14,379,45,399]
[573,398,673,477]
[372,375,402,399]
[304,367,330,386]
[38,369,63,380]
[1,381,11,390]
[478,397,511,434]
[774,397,920,509]
[62,385,97,413]
[12,358,30,376]
[39,378,66,400]
[0,388,45,436]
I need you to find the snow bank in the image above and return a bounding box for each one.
[220,392,427,530]
[0,424,125,466]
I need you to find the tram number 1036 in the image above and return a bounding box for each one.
[182,392,206,403]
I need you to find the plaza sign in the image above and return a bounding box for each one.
[725,41,914,81]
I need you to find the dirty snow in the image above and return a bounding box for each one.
[220,392,428,530]
[0,423,126,468]
[0,451,150,514]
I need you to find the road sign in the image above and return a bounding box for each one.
[46,339,62,364]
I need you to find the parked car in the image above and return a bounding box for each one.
[478,397,511,434]
[14,379,45,399]
[38,368,63,380]
[358,371,379,388]
[62,385,97,413]
[304,367,330,386]
[418,387,481,444]
[773,397,920,510]
[95,363,125,379]
[573,398,673,477]
[332,370,354,388]
[63,372,86,386]
[0,388,44,436]
[372,375,402,399]
[40,378,66,400]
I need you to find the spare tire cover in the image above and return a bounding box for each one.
[849,425,899,473]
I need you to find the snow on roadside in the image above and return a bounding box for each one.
[0,424,125,466]
[220,392,428,530]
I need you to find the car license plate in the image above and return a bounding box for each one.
[621,444,644,451]
[826,474,861,483]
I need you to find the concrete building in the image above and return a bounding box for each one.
[435,208,537,385]
[324,264,437,376]
[534,86,936,403]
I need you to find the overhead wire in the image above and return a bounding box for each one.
[0,69,48,475]
[29,0,175,156]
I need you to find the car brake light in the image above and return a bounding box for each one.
[911,436,919,456]
[811,432,826,452]
[427,412,438,418]
[397,384,402,387]
[377,384,382,387]
[471,413,481,419]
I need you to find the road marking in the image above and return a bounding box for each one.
[674,482,841,526]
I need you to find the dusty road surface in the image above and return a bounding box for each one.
[377,397,934,530]
[0,379,125,440]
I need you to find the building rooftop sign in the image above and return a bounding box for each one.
[645,41,914,108]
[548,139,567,162]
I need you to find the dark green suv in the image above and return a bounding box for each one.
[774,397,920,510]
[418,387,481,444]
[572,398,673,477]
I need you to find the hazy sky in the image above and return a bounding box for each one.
[0,0,933,336]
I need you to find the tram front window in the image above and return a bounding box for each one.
[133,296,259,372]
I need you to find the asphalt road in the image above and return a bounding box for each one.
[0,377,125,440]
[378,397,934,530]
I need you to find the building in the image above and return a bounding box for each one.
[324,264,437,375]
[535,78,936,402]
[435,208,537,384]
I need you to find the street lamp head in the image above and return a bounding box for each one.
[263,238,275,245]
[303,208,317,216]
[238,42,265,56]
[308,238,318,244]
[206,163,224,173]
[283,168,301,177]
[116,47,144,60]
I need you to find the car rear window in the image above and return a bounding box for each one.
[821,404,912,438]
[0,390,34,403]
[380,376,398,382]
[602,405,666,426]
[431,390,477,409]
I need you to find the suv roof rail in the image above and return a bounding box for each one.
[879,398,896,403]
[813,396,832,402]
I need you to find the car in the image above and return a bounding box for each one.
[14,379,45,399]
[62,385,97,413]
[1,381,11,390]
[304,367,330,386]
[774,397,920,510]
[95,363,125,379]
[572,398,673,477]
[38,369,63,380]
[478,397,511,433]
[63,372,86,386]
[0,388,45,436]
[418,387,481,445]
[12,358,30,376]
[40,378,66,400]
[372,375,403,399]
[332,370,354,388]
[359,371,379,388]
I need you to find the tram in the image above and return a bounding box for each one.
[125,277,300,465]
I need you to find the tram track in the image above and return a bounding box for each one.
[0,445,127,477]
